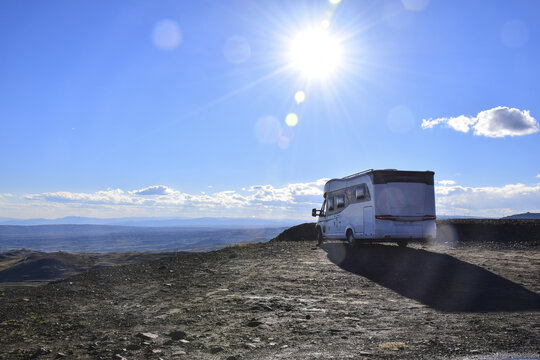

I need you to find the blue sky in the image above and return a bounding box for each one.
[1,0,539,219]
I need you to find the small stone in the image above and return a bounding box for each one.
[136,332,159,340]
[55,352,66,358]
[168,330,186,340]
[152,349,162,354]
[164,283,172,287]
[179,339,189,344]
[172,350,187,355]
[379,342,407,351]
[114,355,127,360]
[305,314,311,320]
[246,319,263,327]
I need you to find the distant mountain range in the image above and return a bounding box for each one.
[0,224,288,253]
[0,216,304,228]
[502,212,540,219]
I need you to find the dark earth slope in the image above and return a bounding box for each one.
[1,236,539,359]
[0,251,186,290]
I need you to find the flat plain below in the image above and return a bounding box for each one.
[0,239,539,359]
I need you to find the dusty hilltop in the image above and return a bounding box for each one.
[1,220,540,359]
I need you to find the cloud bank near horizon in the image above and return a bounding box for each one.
[435,179,540,217]
[421,106,538,138]
[17,179,329,219]
[1,177,539,219]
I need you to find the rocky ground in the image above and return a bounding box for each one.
[0,250,186,291]
[0,235,539,359]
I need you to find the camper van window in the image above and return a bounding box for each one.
[327,197,334,211]
[356,185,365,200]
[336,195,345,208]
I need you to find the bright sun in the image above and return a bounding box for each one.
[290,27,342,79]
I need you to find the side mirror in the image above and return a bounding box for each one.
[312,209,325,217]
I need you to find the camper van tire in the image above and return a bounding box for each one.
[346,229,355,247]
[317,228,324,246]
[397,240,408,247]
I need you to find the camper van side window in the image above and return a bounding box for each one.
[336,195,345,208]
[327,197,334,211]
[356,185,366,200]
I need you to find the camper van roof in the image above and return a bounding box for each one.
[325,169,434,186]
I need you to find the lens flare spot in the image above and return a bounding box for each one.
[223,36,251,64]
[329,0,341,4]
[401,0,430,11]
[294,91,306,104]
[254,116,282,144]
[278,136,291,149]
[321,19,330,28]
[152,20,182,50]
[501,20,528,48]
[285,113,299,127]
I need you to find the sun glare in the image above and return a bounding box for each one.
[289,27,342,79]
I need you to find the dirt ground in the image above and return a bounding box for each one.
[0,239,539,359]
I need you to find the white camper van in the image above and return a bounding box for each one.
[312,169,436,246]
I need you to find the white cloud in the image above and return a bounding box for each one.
[0,193,14,203]
[438,180,456,186]
[435,181,540,217]
[24,189,143,205]
[130,185,172,196]
[536,174,540,178]
[422,106,538,138]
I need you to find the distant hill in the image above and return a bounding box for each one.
[502,212,540,219]
[0,216,303,228]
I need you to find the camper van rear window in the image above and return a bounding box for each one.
[336,195,345,208]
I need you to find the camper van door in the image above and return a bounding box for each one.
[363,206,374,236]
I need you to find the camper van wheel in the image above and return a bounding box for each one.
[346,230,355,247]
[317,228,324,246]
[397,240,408,247]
